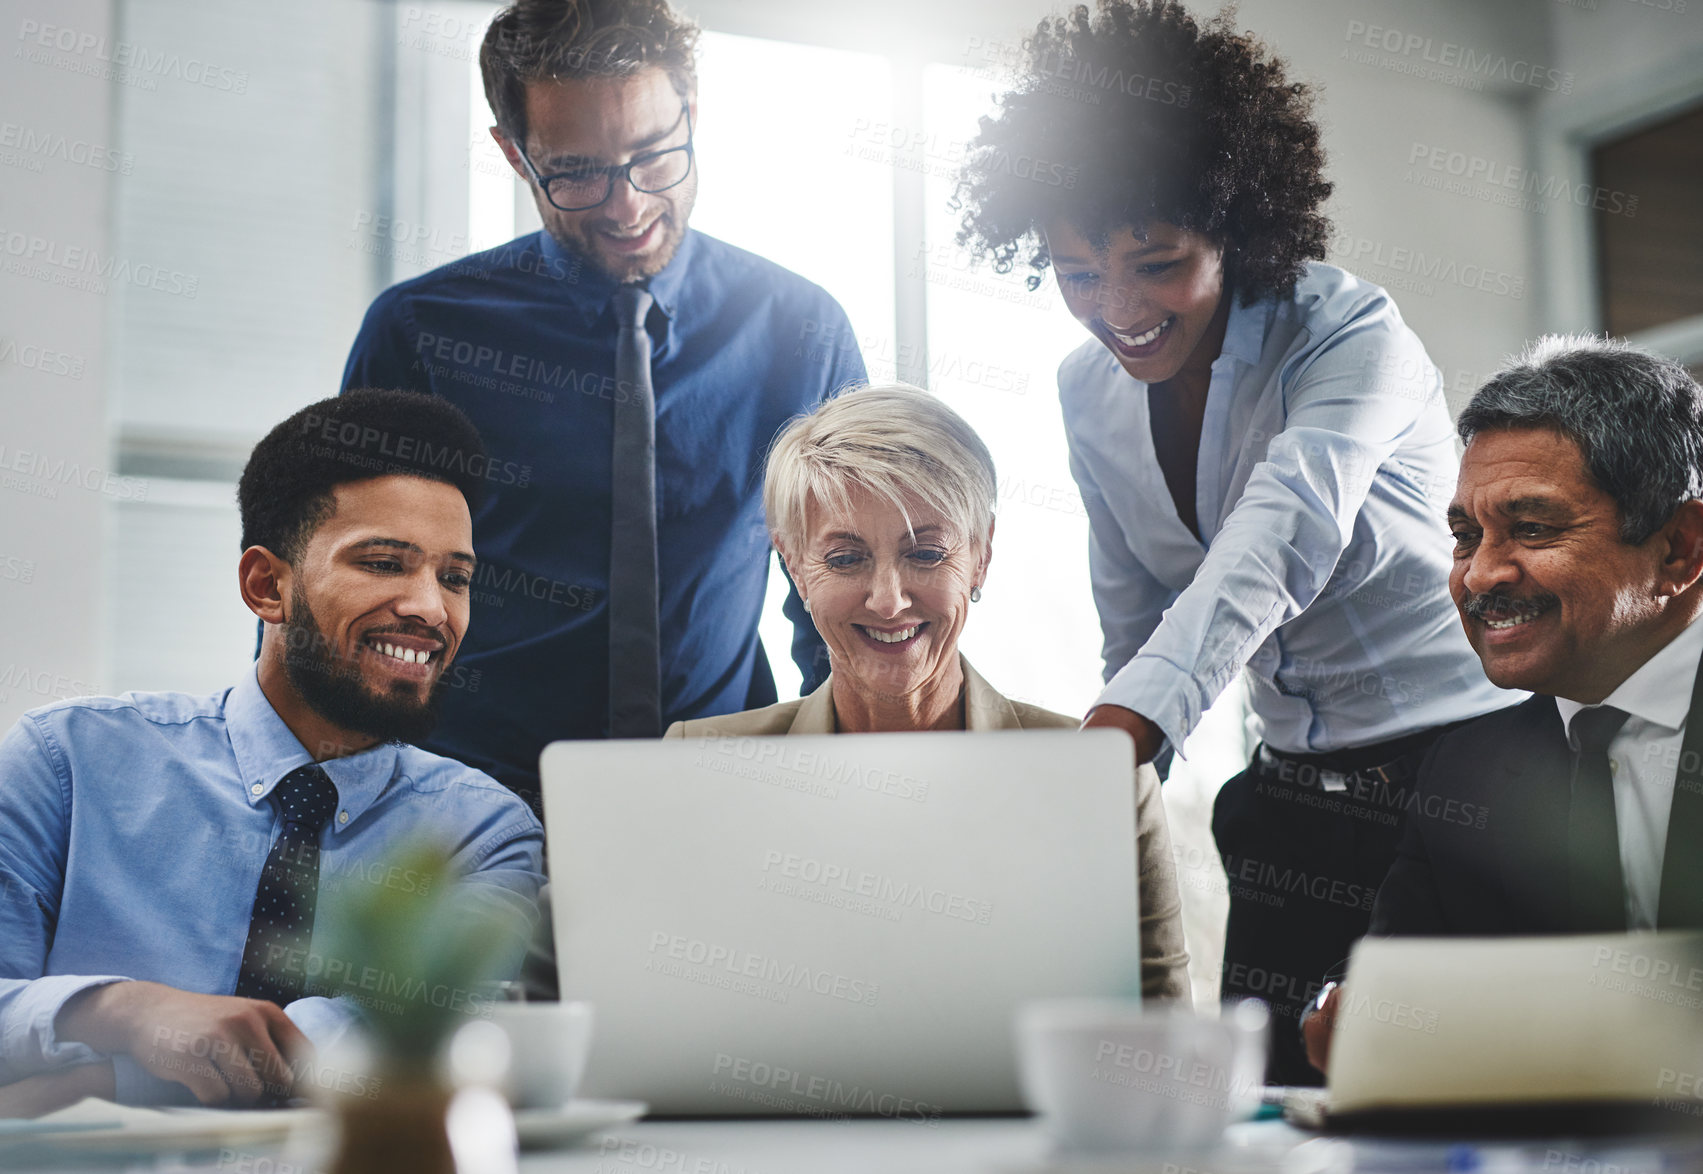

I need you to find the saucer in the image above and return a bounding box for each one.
[513,1098,647,1150]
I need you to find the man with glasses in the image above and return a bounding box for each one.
[342,0,865,816]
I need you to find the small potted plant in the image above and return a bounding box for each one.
[311,843,532,1174]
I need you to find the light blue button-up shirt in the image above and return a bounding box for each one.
[1061,262,1521,756]
[0,665,544,1098]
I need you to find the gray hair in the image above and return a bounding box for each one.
[1457,334,1703,544]
[764,384,997,554]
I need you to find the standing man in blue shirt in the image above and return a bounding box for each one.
[0,391,543,1113]
[342,0,866,811]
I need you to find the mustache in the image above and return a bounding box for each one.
[361,624,448,651]
[1460,590,1560,621]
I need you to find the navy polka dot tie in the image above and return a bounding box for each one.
[233,764,340,1004]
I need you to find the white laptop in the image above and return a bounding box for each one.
[540,728,1143,1116]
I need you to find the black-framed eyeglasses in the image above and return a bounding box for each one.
[516,105,695,213]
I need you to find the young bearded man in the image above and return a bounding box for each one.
[1303,335,1703,1073]
[0,390,543,1113]
[342,0,867,814]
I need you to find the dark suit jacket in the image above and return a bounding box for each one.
[1371,693,1703,936]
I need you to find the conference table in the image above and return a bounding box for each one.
[11,1110,1697,1174]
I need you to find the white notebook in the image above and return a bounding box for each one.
[1328,932,1703,1126]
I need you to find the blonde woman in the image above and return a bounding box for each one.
[666,384,1189,1002]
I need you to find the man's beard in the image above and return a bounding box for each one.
[544,179,696,283]
[280,587,448,746]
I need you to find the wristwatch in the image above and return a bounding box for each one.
[1299,980,1338,1032]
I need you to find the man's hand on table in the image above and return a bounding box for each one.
[0,1060,116,1118]
[1300,982,1342,1075]
[56,981,311,1106]
[1082,705,1166,765]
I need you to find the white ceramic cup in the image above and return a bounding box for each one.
[1016,998,1269,1153]
[484,1001,595,1110]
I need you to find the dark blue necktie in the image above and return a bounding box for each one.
[233,764,340,1004]
[608,283,661,736]
[1568,705,1629,932]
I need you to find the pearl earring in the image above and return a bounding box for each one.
[803,599,812,613]
[970,586,982,603]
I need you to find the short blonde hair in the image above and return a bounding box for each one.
[764,384,997,553]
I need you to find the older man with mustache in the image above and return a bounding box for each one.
[1303,334,1703,1072]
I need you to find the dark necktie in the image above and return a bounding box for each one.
[1660,653,1703,928]
[233,764,340,1004]
[1568,705,1630,932]
[608,283,661,737]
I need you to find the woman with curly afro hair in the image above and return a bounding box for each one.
[956,0,1518,1083]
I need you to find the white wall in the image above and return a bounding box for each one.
[0,0,118,728]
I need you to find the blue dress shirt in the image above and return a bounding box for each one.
[341,229,866,799]
[1061,262,1522,756]
[0,667,544,1099]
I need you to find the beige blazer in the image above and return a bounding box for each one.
[666,658,1192,1004]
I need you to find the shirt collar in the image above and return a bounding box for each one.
[225,664,403,834]
[642,228,694,323]
[534,227,696,328]
[1216,291,1269,367]
[1556,610,1703,745]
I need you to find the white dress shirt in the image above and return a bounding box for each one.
[1556,611,1703,930]
[1060,262,1521,756]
